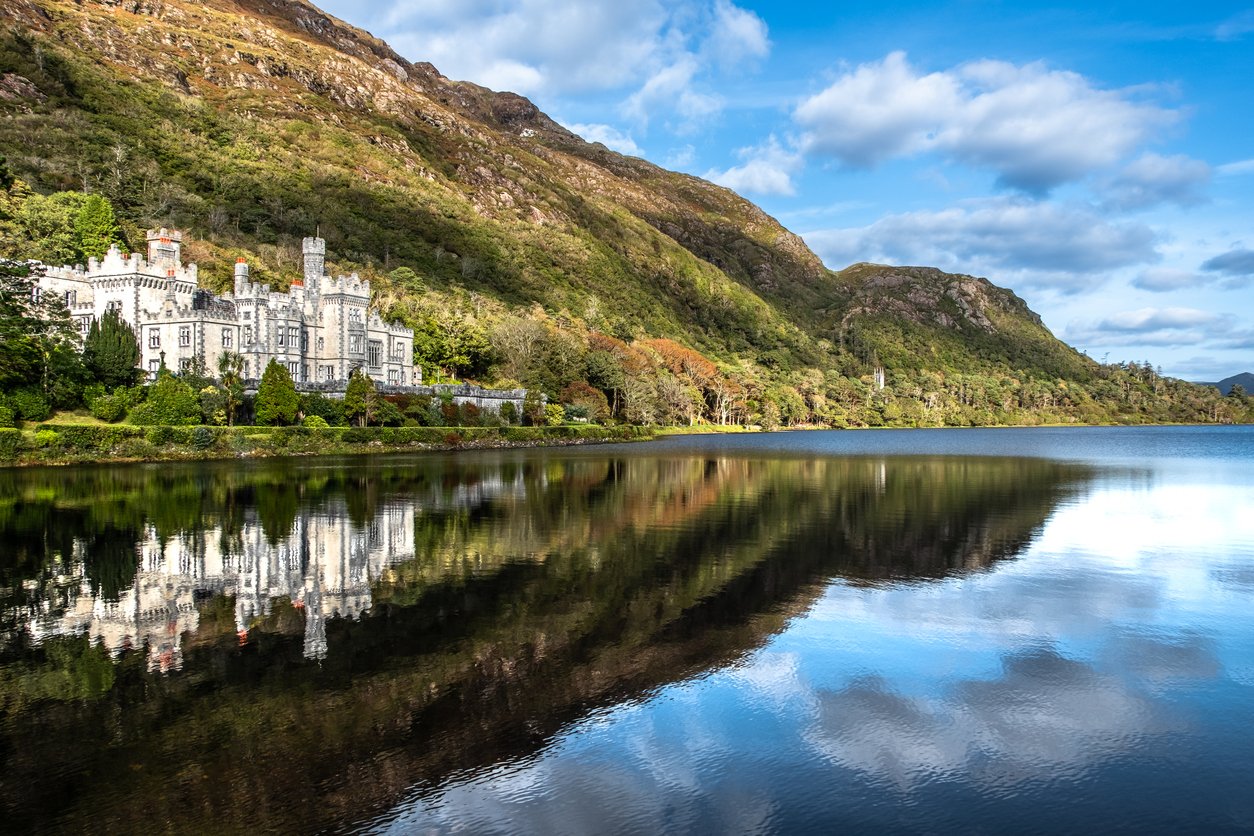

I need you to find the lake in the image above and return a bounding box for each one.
[2,426,1253,834]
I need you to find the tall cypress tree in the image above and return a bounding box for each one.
[255,359,298,426]
[82,309,140,389]
[73,194,120,260]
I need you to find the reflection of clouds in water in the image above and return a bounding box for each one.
[382,751,780,835]
[806,644,1196,792]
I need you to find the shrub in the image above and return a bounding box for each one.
[0,428,20,460]
[128,375,200,426]
[32,429,60,449]
[88,390,129,423]
[300,392,345,426]
[0,404,15,429]
[10,389,51,422]
[190,426,215,450]
[302,414,330,429]
[499,401,517,425]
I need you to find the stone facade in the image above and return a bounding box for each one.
[38,228,419,387]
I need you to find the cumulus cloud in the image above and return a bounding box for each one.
[341,0,768,133]
[1201,248,1254,279]
[801,197,1159,286]
[622,56,724,131]
[705,136,803,196]
[1099,153,1211,211]
[1133,267,1203,292]
[793,52,1180,191]
[1066,306,1234,348]
[566,122,643,156]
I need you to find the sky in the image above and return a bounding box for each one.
[315,0,1254,380]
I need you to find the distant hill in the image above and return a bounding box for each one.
[1199,373,1254,396]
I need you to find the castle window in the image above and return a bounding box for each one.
[79,318,90,335]
[65,290,77,307]
[349,334,363,354]
[222,328,233,348]
[317,337,324,351]
[243,310,252,320]
[301,330,308,351]
[388,369,399,385]
[149,329,160,349]
[287,361,300,379]
[178,326,191,347]
[179,358,192,373]
[243,325,252,345]
[148,359,159,376]
[322,365,335,381]
[277,328,286,347]
[31,286,42,305]
[368,341,382,368]
[288,327,298,348]
[105,300,121,314]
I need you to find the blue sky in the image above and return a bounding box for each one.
[316,0,1254,380]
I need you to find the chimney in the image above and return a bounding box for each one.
[147,228,183,270]
[234,257,249,294]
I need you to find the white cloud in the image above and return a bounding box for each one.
[344,0,768,135]
[1216,159,1254,176]
[1133,267,1203,292]
[1065,306,1236,348]
[623,56,724,131]
[1100,307,1219,332]
[1201,248,1254,279]
[1099,153,1211,211]
[703,0,770,70]
[705,136,802,196]
[566,122,643,156]
[794,52,1180,191]
[801,197,1159,287]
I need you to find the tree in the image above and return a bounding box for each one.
[343,368,377,427]
[127,373,200,425]
[1,260,85,406]
[217,351,245,426]
[254,359,298,425]
[82,309,140,389]
[73,194,120,260]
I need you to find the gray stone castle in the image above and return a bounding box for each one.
[38,228,418,386]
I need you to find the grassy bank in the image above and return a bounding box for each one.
[0,423,655,467]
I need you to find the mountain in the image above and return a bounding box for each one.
[0,0,1245,426]
[1200,373,1254,396]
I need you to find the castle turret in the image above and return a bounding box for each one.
[302,236,325,297]
[234,257,249,295]
[147,228,182,270]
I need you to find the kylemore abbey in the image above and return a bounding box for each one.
[36,228,419,387]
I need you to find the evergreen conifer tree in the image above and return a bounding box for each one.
[343,368,377,427]
[255,359,298,425]
[82,309,140,389]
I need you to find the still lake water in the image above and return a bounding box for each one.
[1,426,1253,834]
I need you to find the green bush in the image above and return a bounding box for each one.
[49,424,140,452]
[190,426,215,450]
[302,414,330,429]
[0,428,20,460]
[10,389,51,422]
[32,429,60,449]
[128,376,200,426]
[88,390,129,422]
[0,404,16,429]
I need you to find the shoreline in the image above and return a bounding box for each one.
[0,424,656,468]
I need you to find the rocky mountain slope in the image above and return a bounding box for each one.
[0,0,1243,425]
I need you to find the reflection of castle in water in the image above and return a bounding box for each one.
[27,499,418,671]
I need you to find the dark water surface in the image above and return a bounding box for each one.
[1,426,1252,834]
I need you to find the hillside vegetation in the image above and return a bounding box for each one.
[0,0,1248,427]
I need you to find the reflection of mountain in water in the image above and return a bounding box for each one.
[0,453,1090,833]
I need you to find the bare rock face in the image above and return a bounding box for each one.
[835,264,1042,334]
[0,73,46,103]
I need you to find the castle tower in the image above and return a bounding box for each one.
[233,257,249,295]
[302,236,325,297]
[147,228,182,270]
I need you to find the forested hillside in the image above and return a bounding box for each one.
[0,0,1248,427]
